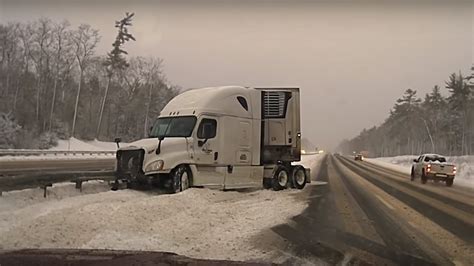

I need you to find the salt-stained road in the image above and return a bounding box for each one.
[1,153,473,265]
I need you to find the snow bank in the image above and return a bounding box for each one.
[0,187,307,262]
[50,137,129,151]
[0,181,111,213]
[294,153,325,180]
[0,154,324,261]
[366,155,474,188]
[51,137,104,151]
[0,155,328,261]
[0,138,123,161]
[86,139,127,151]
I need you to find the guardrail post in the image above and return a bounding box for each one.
[41,183,53,198]
[75,180,83,192]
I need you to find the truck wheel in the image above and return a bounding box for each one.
[272,166,289,191]
[170,165,191,193]
[136,175,149,185]
[410,168,415,181]
[446,178,454,187]
[111,180,119,191]
[291,165,307,190]
[421,170,428,184]
[263,178,272,189]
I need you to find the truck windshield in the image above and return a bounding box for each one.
[150,116,197,138]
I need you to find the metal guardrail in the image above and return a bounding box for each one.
[0,149,116,157]
[0,170,116,196]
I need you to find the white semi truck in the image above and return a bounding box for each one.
[114,86,310,192]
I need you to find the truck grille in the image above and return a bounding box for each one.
[116,149,145,179]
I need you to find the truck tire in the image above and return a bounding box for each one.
[421,170,428,184]
[446,178,454,187]
[272,165,289,191]
[291,165,307,190]
[410,167,415,181]
[263,178,272,189]
[111,180,119,191]
[170,165,191,193]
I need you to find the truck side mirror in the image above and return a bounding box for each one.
[413,159,418,163]
[198,139,207,147]
[114,137,122,148]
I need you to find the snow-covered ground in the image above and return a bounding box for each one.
[0,138,121,161]
[0,154,325,262]
[366,155,474,188]
[54,137,129,151]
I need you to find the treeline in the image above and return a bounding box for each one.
[338,71,474,157]
[0,17,179,149]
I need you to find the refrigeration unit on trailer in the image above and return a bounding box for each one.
[114,86,310,193]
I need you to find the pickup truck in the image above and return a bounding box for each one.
[411,154,456,186]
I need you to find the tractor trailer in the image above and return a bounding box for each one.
[114,86,310,192]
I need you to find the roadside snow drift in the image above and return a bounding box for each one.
[366,155,474,188]
[0,187,307,261]
[0,154,324,262]
[0,138,122,161]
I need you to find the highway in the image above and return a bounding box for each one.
[273,154,474,265]
[1,154,473,265]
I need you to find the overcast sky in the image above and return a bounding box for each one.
[1,0,472,150]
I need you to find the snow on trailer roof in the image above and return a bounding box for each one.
[160,86,260,118]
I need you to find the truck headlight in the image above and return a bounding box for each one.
[145,160,164,172]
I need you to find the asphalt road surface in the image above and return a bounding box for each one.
[272,154,474,265]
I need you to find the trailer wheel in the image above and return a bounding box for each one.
[272,166,289,191]
[291,165,307,189]
[170,165,192,193]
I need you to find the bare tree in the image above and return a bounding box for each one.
[0,23,20,99]
[48,20,72,132]
[1,18,178,147]
[71,24,99,137]
[29,18,53,123]
[139,57,163,137]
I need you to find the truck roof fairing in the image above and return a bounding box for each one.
[160,86,261,119]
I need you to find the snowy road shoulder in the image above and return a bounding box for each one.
[0,188,307,262]
[0,155,326,262]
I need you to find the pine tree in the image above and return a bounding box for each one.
[96,12,136,139]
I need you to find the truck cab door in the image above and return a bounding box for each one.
[194,117,219,164]
[192,116,224,187]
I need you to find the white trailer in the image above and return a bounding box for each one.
[114,86,310,192]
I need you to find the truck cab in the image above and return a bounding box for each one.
[114,86,310,192]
